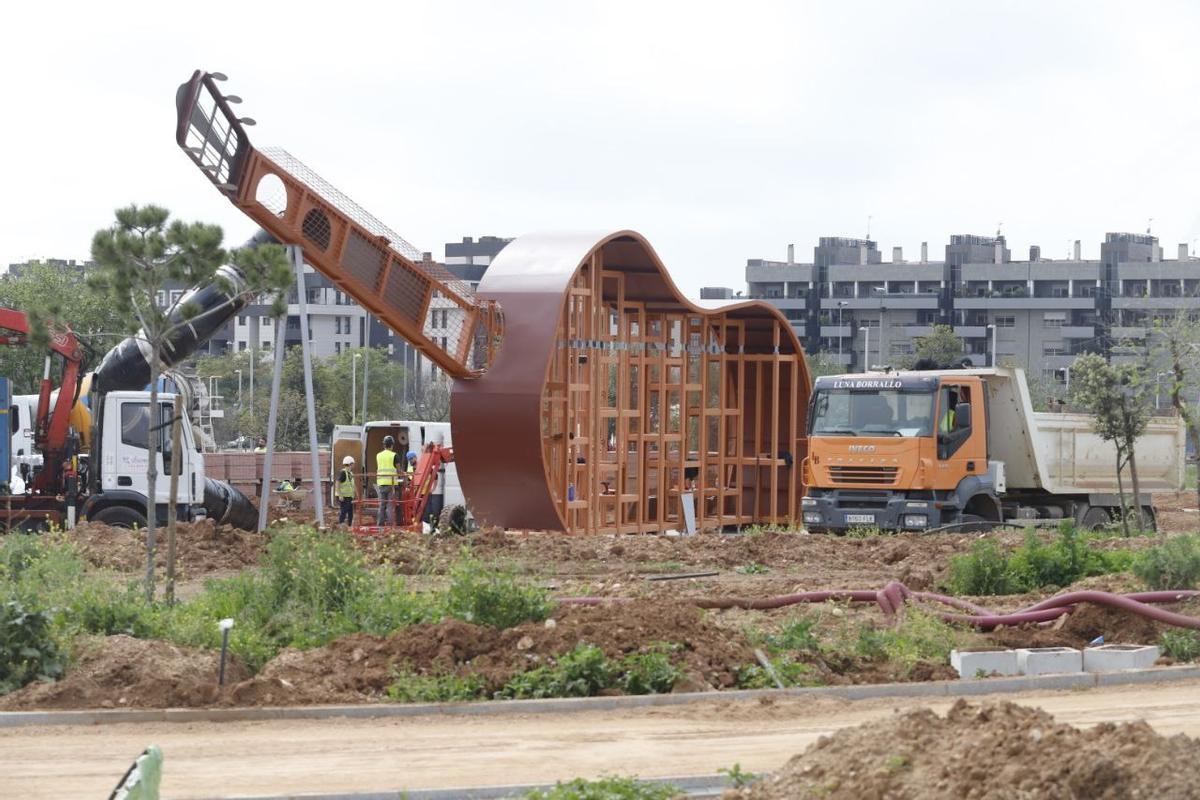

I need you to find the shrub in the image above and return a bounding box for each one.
[766,617,820,653]
[1134,535,1200,590]
[946,538,1016,596]
[735,562,770,575]
[736,655,819,689]
[946,522,1135,596]
[1161,629,1200,662]
[617,646,681,695]
[442,552,552,629]
[498,643,682,699]
[840,609,965,673]
[386,669,486,703]
[0,600,64,694]
[522,776,679,800]
[499,643,615,699]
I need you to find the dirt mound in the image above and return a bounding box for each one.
[989,600,1170,650]
[729,699,1200,799]
[0,635,249,710]
[67,519,267,575]
[226,601,753,705]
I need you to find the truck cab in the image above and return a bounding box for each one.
[802,371,1000,532]
[84,391,206,528]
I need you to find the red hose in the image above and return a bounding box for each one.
[556,584,1200,631]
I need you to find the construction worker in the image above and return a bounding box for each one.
[376,435,399,525]
[406,450,418,474]
[337,455,356,526]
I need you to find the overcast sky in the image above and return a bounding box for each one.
[3,1,1199,296]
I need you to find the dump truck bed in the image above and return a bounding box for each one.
[975,367,1185,494]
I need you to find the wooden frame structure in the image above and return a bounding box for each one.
[176,69,810,534]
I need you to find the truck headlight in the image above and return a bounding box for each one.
[803,512,822,524]
[903,514,928,528]
[802,497,818,507]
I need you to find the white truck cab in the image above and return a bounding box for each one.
[86,391,206,527]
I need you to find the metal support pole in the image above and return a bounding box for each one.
[991,323,998,367]
[292,246,325,527]
[351,354,358,424]
[256,315,286,533]
[361,345,370,425]
[860,327,870,372]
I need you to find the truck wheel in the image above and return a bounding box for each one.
[436,504,470,536]
[1079,506,1111,531]
[91,505,148,529]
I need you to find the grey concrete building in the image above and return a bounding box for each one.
[746,232,1199,404]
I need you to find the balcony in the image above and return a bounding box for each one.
[954,296,1096,309]
[954,325,988,338]
[1111,326,1148,340]
[1111,296,1196,310]
[820,294,939,311]
[819,325,852,338]
[1061,325,1095,339]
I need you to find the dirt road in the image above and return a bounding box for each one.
[4,680,1200,798]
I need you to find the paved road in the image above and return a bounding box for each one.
[5,680,1200,798]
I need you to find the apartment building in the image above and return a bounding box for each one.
[746,232,1198,391]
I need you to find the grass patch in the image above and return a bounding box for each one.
[1161,629,1200,662]
[522,776,679,800]
[1133,534,1200,590]
[946,521,1135,595]
[735,562,770,575]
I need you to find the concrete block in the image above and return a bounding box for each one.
[951,649,1019,678]
[1016,647,1083,676]
[1083,644,1161,673]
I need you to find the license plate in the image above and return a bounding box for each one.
[845,514,875,524]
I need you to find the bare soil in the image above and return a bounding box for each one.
[728,698,1200,800]
[0,634,249,710]
[63,519,267,576]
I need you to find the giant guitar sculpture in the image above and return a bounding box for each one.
[176,70,810,534]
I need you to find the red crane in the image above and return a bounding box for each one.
[0,308,85,495]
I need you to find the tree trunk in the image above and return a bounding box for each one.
[166,394,183,604]
[1115,448,1130,538]
[1165,352,1200,515]
[145,359,159,602]
[1127,439,1145,534]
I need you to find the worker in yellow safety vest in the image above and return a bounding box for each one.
[336,455,356,526]
[375,436,399,526]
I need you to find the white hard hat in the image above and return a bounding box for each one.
[342,455,355,465]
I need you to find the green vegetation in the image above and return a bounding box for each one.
[946,522,1135,595]
[1133,534,1200,590]
[385,669,487,703]
[844,526,886,538]
[1161,629,1200,662]
[735,562,770,575]
[522,776,678,800]
[497,643,681,699]
[719,763,761,788]
[741,607,968,685]
[0,601,64,693]
[0,528,554,680]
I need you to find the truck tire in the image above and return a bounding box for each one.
[91,505,148,529]
[1079,506,1111,530]
[436,504,470,536]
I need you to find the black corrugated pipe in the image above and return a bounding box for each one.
[92,229,277,393]
[203,478,259,531]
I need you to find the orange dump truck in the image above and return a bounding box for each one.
[801,366,1185,532]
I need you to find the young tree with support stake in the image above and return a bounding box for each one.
[1069,352,1153,536]
[74,205,290,602]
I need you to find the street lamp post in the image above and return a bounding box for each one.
[352,352,362,423]
[235,369,242,405]
[860,326,870,372]
[986,324,997,367]
[1155,371,1168,411]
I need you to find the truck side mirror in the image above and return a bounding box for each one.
[955,402,972,430]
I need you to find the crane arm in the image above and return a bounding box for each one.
[0,308,85,492]
[174,70,503,379]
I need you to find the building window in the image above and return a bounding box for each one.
[1043,314,1065,329]
[155,290,166,307]
[335,317,342,334]
[335,342,342,355]
[237,315,246,326]
[994,316,1015,328]
[1043,343,1066,356]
